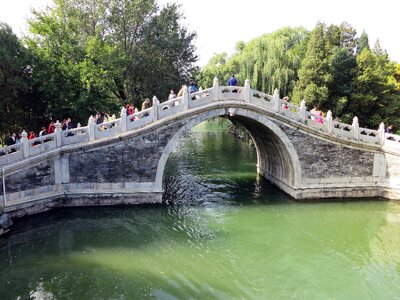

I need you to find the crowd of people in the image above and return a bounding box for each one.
[5,118,75,148]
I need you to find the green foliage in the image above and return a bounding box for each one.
[201,22,399,129]
[292,22,358,111]
[24,0,197,125]
[2,8,400,138]
[356,30,370,54]
[0,23,32,141]
[293,22,331,108]
[200,27,309,96]
[347,47,399,127]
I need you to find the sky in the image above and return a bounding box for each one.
[1,0,399,66]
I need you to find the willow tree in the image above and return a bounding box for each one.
[200,27,309,96]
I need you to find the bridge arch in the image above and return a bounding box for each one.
[155,107,302,197]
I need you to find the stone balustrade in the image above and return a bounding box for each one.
[1,78,399,167]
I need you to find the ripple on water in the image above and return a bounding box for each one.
[1,125,400,299]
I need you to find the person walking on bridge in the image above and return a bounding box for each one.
[228,74,237,86]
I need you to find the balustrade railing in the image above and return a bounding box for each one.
[332,121,354,139]
[126,108,153,131]
[251,90,274,110]
[62,127,89,145]
[29,133,57,156]
[306,111,328,132]
[220,86,244,101]
[189,87,214,108]
[1,78,398,165]
[359,127,380,144]
[281,100,302,122]
[0,143,23,165]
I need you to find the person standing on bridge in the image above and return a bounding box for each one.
[228,74,237,86]
[141,98,151,111]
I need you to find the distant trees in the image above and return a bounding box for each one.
[200,22,400,128]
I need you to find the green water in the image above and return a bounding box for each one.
[1,119,400,299]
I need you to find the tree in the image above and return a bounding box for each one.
[0,23,29,141]
[293,22,358,113]
[348,45,399,127]
[293,22,331,109]
[356,30,370,54]
[326,47,356,115]
[25,0,197,125]
[200,27,309,96]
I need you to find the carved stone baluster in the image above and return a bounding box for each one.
[120,107,127,132]
[352,116,359,140]
[88,116,95,141]
[326,110,333,133]
[299,100,307,122]
[273,89,280,112]
[55,120,62,147]
[183,85,189,110]
[21,130,30,159]
[213,77,220,101]
[378,122,385,145]
[152,96,159,121]
[244,79,251,102]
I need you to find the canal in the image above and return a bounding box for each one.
[0,119,399,299]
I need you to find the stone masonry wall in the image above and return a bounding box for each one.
[273,121,375,178]
[5,160,55,193]
[69,119,187,184]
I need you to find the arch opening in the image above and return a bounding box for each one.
[156,108,302,200]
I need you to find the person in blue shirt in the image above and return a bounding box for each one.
[188,82,198,94]
[228,74,237,86]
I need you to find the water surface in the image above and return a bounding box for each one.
[0,119,399,299]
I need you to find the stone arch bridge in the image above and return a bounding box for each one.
[2,79,400,217]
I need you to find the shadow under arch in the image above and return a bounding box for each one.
[155,107,302,198]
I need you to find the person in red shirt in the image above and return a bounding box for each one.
[28,131,36,140]
[48,121,55,134]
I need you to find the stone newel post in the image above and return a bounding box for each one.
[378,122,385,145]
[120,107,127,132]
[88,116,95,141]
[21,130,29,159]
[244,79,251,102]
[213,77,220,101]
[55,120,62,147]
[152,96,159,121]
[326,110,333,133]
[352,116,360,140]
[299,100,307,122]
[273,89,280,112]
[183,85,189,111]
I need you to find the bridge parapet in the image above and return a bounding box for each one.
[1,79,399,167]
